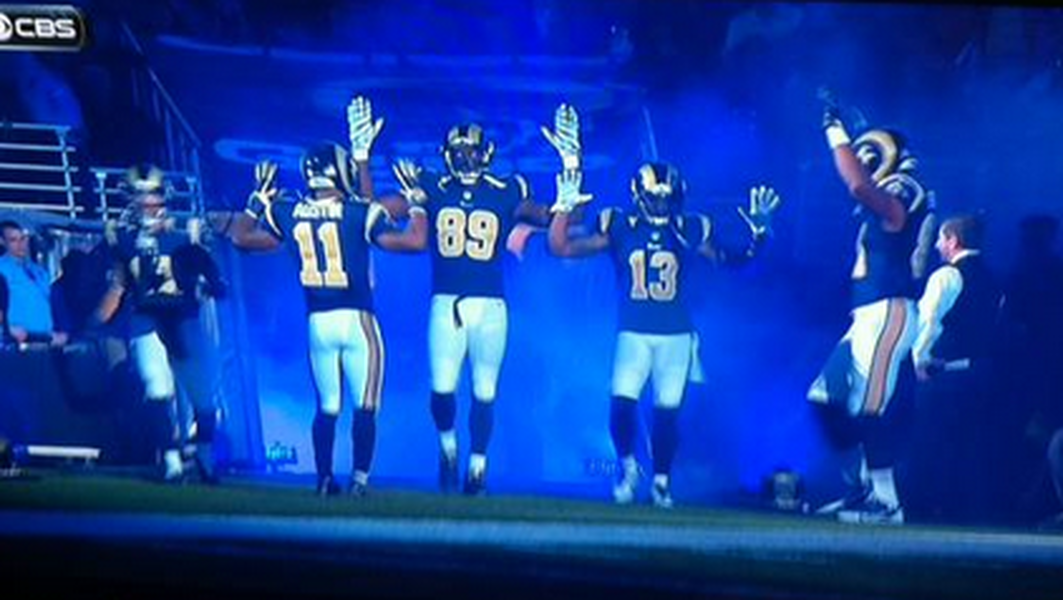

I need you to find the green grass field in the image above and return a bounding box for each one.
[2,468,1062,600]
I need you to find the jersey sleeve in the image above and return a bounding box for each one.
[685,212,713,248]
[512,173,531,204]
[421,170,445,211]
[365,202,393,246]
[597,207,618,238]
[263,197,293,240]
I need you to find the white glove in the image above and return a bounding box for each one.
[541,103,581,171]
[737,185,782,237]
[246,160,278,218]
[348,95,384,162]
[822,104,850,149]
[186,217,203,245]
[551,169,593,214]
[392,159,427,206]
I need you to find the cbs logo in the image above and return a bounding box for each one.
[0,6,85,50]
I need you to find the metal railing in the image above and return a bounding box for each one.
[0,123,84,220]
[90,166,202,221]
[119,21,203,197]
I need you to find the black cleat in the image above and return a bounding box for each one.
[651,481,674,509]
[439,454,459,494]
[194,456,220,486]
[349,480,369,498]
[815,484,872,516]
[463,472,487,497]
[316,475,341,497]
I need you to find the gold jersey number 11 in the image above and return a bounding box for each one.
[294,221,349,288]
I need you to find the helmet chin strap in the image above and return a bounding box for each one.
[456,171,482,185]
[637,198,671,226]
[307,176,337,190]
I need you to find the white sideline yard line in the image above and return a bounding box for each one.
[1,511,1062,567]
[21,446,101,460]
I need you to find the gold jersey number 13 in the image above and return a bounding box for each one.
[294,221,349,288]
[628,249,678,301]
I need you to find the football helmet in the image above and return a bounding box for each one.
[442,123,495,185]
[852,129,928,213]
[301,141,356,196]
[631,162,685,226]
[122,163,170,231]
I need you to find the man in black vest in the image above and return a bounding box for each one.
[910,214,1002,524]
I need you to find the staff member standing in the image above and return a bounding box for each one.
[910,214,1002,524]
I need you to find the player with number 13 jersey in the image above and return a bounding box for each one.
[545,106,782,508]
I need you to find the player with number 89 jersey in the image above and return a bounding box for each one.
[422,166,526,298]
[387,121,551,497]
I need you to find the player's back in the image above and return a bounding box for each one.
[267,195,375,314]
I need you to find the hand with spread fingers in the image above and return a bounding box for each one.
[541,103,582,171]
[348,95,385,162]
[551,168,593,214]
[737,185,782,237]
[392,158,428,206]
[247,160,279,219]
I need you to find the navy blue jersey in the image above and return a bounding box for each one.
[850,207,935,308]
[110,224,223,336]
[265,195,389,314]
[600,208,711,334]
[111,226,219,314]
[422,171,529,298]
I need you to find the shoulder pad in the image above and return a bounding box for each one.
[482,173,507,189]
[436,173,453,192]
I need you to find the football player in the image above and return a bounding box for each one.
[546,107,781,507]
[97,163,227,484]
[386,116,554,496]
[218,96,427,496]
[806,96,937,524]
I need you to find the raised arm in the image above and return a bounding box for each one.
[515,200,551,228]
[347,94,384,201]
[374,158,430,252]
[94,259,127,326]
[213,160,283,251]
[548,211,609,258]
[823,108,906,231]
[698,185,780,267]
[372,202,428,253]
[547,169,607,258]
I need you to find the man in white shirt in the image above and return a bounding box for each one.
[910,214,1002,524]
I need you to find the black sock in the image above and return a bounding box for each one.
[148,398,180,453]
[193,408,216,444]
[431,392,457,432]
[610,396,638,458]
[352,408,377,476]
[312,412,338,479]
[193,408,217,475]
[652,406,680,477]
[469,398,494,455]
